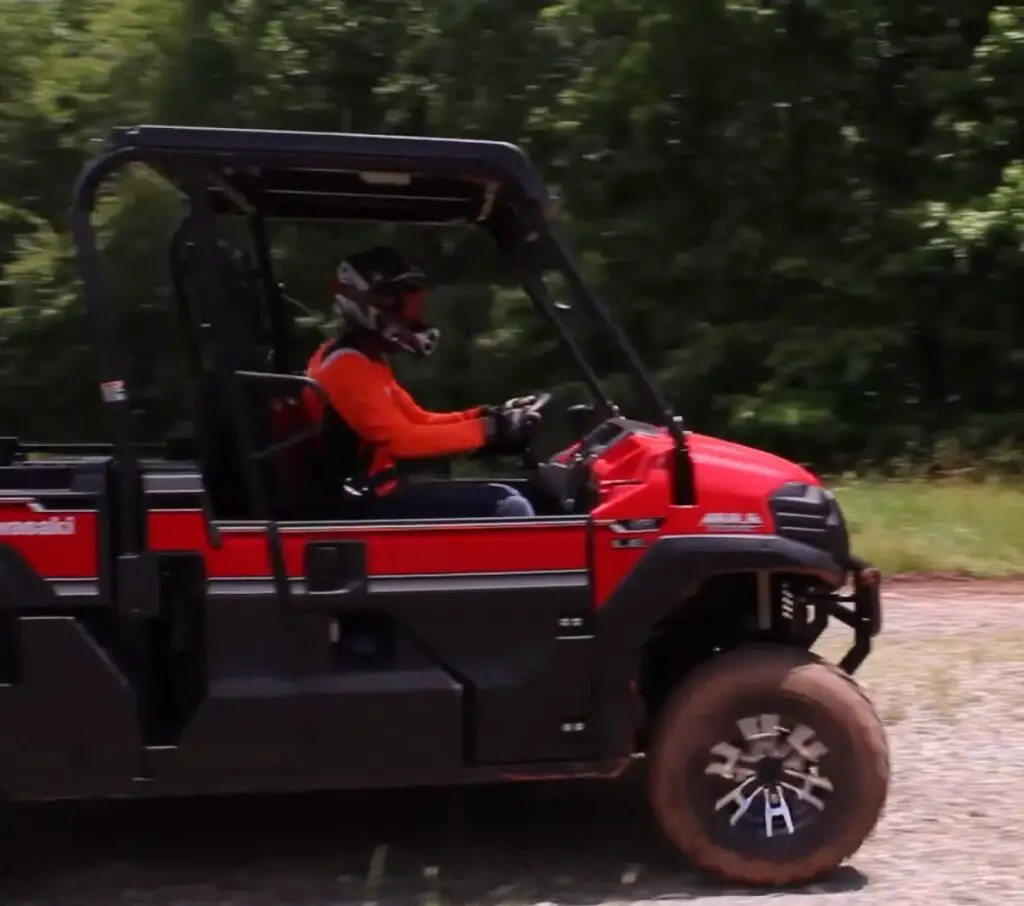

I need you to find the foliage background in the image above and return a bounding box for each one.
[2,0,1024,475]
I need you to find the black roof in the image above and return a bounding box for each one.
[108,125,551,224]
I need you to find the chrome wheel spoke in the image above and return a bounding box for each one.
[714,775,761,824]
[704,713,832,841]
[763,786,795,837]
[780,769,833,811]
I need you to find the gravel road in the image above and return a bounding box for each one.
[1,579,1021,906]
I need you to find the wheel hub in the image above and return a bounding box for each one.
[704,713,835,840]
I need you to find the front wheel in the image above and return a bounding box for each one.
[649,644,889,886]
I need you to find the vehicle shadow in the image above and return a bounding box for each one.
[0,773,868,905]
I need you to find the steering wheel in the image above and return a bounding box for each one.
[520,392,552,470]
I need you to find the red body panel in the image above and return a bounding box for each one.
[148,511,587,578]
[144,425,819,606]
[585,429,820,605]
[0,499,99,578]
[589,429,819,512]
[4,423,819,600]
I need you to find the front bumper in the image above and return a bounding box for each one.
[805,555,882,674]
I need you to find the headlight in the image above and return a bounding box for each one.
[768,481,851,565]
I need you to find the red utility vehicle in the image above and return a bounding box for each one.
[0,126,888,886]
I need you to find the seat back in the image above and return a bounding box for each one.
[304,340,374,489]
[195,371,320,521]
[184,242,318,520]
[186,243,378,521]
[307,403,367,510]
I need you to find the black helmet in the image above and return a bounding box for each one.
[332,246,439,357]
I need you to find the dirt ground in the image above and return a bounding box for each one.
[1,578,1021,906]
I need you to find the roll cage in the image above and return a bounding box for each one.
[71,125,696,609]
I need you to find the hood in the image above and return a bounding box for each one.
[685,431,820,496]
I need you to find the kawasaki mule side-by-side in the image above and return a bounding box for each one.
[0,125,888,886]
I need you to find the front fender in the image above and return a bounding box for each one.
[592,534,845,759]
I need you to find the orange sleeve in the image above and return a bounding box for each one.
[317,352,486,458]
[391,382,484,424]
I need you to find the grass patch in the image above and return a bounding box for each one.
[834,477,1024,577]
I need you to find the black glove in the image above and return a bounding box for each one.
[481,406,539,455]
[482,395,538,419]
[499,395,538,411]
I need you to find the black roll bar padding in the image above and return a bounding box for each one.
[169,215,204,376]
[71,144,149,556]
[249,214,292,373]
[190,170,290,374]
[179,166,295,612]
[167,213,239,546]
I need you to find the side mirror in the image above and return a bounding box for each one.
[567,404,599,440]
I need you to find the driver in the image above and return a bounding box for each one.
[304,245,540,519]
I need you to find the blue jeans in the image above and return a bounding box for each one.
[369,481,535,520]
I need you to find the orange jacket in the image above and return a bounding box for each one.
[304,340,486,491]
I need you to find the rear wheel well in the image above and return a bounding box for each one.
[636,570,825,748]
